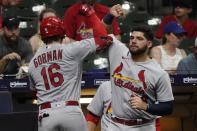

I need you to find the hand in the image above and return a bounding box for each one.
[110,4,125,17]
[79,4,95,16]
[128,93,148,111]
[3,52,21,61]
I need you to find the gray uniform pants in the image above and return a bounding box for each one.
[38,106,87,131]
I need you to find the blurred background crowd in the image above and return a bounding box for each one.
[0,0,196,76]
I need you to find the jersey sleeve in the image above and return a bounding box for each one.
[65,38,96,61]
[156,72,174,102]
[87,83,106,116]
[108,34,129,67]
[63,8,76,39]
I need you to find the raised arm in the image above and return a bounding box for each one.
[102,4,125,36]
[79,4,113,50]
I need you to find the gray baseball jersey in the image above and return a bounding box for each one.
[108,35,174,120]
[28,38,97,131]
[29,38,96,104]
[87,81,112,131]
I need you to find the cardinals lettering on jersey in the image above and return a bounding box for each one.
[112,62,148,96]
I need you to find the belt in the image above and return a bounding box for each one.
[111,117,151,126]
[40,101,79,110]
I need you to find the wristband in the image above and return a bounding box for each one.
[103,13,115,25]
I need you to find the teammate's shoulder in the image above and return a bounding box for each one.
[109,34,121,43]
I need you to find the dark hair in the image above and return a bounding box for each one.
[172,0,192,9]
[131,25,154,41]
[39,8,57,21]
[42,36,64,44]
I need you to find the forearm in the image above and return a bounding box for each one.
[146,101,174,116]
[86,14,112,49]
[79,4,112,49]
[0,57,9,74]
[87,13,108,37]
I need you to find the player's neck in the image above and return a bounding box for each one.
[132,54,150,62]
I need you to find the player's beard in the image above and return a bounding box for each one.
[129,45,148,56]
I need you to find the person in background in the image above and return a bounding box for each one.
[0,16,33,75]
[29,8,57,54]
[0,0,22,33]
[155,0,197,40]
[177,37,197,74]
[150,21,187,74]
[86,81,112,131]
[63,0,121,42]
[86,81,161,131]
[0,0,21,6]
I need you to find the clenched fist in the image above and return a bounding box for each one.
[110,4,127,18]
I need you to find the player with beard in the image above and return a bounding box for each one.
[0,16,33,75]
[103,12,174,130]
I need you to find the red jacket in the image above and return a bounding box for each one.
[63,2,120,40]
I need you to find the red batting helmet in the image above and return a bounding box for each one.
[40,16,65,39]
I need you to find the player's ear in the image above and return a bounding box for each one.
[147,41,152,48]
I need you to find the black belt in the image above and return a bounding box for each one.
[40,101,79,110]
[111,117,151,126]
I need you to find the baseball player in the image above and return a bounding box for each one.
[106,26,174,131]
[101,9,174,130]
[28,4,112,131]
[86,81,112,131]
[86,81,161,131]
